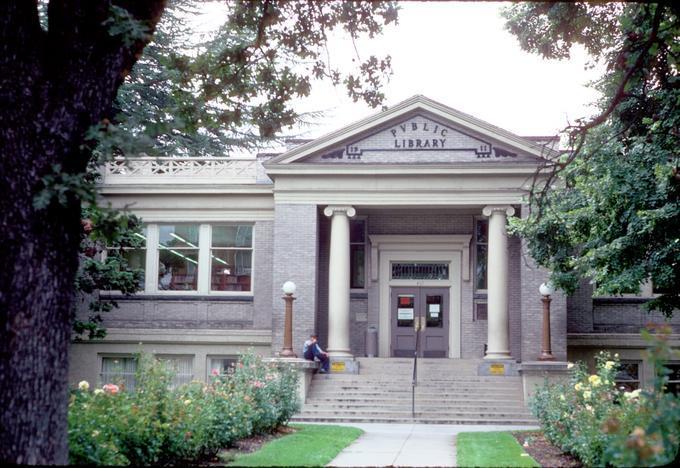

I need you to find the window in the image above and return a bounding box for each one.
[101,356,137,391]
[475,218,488,291]
[211,225,253,292]
[350,219,366,289]
[391,263,449,280]
[158,355,194,388]
[111,223,255,295]
[614,360,640,391]
[158,224,199,291]
[474,301,488,321]
[207,356,238,377]
[105,227,147,289]
[665,363,680,395]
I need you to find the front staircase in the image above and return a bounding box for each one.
[291,358,537,425]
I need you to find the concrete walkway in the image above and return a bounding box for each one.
[325,423,539,467]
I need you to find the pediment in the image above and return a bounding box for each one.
[267,95,557,167]
[305,113,540,164]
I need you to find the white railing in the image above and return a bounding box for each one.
[102,156,262,185]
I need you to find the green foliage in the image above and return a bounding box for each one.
[227,424,364,467]
[99,0,399,158]
[456,432,539,468]
[503,3,680,315]
[103,4,152,47]
[73,205,144,340]
[530,328,680,466]
[68,351,300,465]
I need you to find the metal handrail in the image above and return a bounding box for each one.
[411,318,421,419]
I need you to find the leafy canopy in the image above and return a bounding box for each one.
[99,0,398,158]
[503,3,679,315]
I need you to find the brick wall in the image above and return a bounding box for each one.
[519,204,568,361]
[252,220,274,328]
[271,204,319,355]
[567,280,595,333]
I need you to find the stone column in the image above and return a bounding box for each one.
[323,205,356,357]
[482,205,515,360]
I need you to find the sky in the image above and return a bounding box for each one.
[198,1,604,141]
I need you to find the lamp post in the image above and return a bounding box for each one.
[539,282,556,361]
[280,281,297,358]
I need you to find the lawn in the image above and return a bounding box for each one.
[456,431,539,467]
[226,424,363,467]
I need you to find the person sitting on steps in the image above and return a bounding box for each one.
[303,334,330,373]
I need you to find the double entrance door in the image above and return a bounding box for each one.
[391,287,449,358]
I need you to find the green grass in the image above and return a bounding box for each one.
[456,431,539,467]
[226,424,363,467]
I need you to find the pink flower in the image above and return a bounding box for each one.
[103,384,120,394]
[252,380,265,388]
[211,368,220,376]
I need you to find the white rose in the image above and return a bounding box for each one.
[78,380,90,391]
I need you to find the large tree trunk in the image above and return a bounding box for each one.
[0,1,165,464]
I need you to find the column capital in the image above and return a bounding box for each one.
[323,205,356,218]
[482,205,515,217]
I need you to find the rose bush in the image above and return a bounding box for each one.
[530,327,680,467]
[68,351,299,465]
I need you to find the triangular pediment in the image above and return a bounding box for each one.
[267,95,558,167]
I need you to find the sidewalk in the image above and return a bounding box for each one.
[325,422,539,467]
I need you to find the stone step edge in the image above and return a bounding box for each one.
[290,417,537,425]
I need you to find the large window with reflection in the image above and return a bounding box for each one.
[211,225,253,292]
[158,224,200,291]
[104,223,256,295]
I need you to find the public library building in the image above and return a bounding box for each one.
[69,95,680,397]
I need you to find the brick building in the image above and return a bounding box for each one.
[70,95,679,395]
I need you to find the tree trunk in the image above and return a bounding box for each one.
[0,179,82,464]
[0,1,165,463]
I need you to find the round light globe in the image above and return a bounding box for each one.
[539,282,555,296]
[282,281,296,295]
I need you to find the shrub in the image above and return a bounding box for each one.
[68,351,300,465]
[530,326,680,467]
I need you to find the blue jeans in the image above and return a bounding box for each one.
[304,348,329,372]
[315,350,329,372]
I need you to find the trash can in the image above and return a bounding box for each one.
[365,326,378,357]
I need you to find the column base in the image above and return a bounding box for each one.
[328,350,353,358]
[484,351,511,360]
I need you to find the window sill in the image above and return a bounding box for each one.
[100,293,254,302]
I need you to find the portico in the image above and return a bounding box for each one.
[265,95,564,362]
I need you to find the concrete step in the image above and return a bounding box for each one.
[312,375,521,383]
[306,397,527,405]
[302,403,528,412]
[290,415,537,425]
[299,406,531,420]
[307,389,525,398]
[313,379,522,390]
